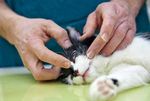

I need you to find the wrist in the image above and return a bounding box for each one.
[0,1,27,44]
[111,0,144,17]
[0,15,26,44]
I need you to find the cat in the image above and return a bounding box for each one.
[57,27,150,101]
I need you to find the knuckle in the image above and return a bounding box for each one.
[120,10,128,16]
[118,33,125,40]
[117,29,123,35]
[38,52,46,61]
[26,63,34,70]
[26,38,32,46]
[56,29,67,40]
[104,11,117,21]
[43,20,55,27]
[104,21,114,28]
[118,7,129,16]
[118,30,126,39]
[45,19,54,24]
[96,3,107,12]
[123,22,128,28]
[125,33,134,44]
[96,4,101,10]
[120,4,128,12]
[52,58,62,66]
[26,36,37,46]
[88,12,96,21]
[99,3,108,8]
[88,12,94,18]
[51,57,57,63]
[117,29,126,38]
[109,14,117,20]
[26,39,35,49]
[95,8,100,15]
[58,29,67,35]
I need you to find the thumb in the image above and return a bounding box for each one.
[44,20,72,49]
[80,12,97,41]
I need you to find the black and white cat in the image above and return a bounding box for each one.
[58,27,150,100]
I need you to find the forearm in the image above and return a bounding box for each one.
[111,0,145,17]
[0,0,23,42]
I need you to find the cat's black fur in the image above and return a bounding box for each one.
[57,27,95,83]
[141,32,150,40]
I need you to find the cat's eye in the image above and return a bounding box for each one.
[72,50,78,61]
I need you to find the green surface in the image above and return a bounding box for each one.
[0,73,150,101]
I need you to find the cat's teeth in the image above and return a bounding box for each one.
[71,62,75,66]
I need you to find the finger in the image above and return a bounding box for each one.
[87,12,117,58]
[16,46,35,71]
[100,22,129,56]
[17,47,60,81]
[80,12,97,41]
[28,38,71,68]
[30,61,60,81]
[116,29,135,50]
[25,57,60,81]
[44,20,72,49]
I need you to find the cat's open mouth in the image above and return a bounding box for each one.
[75,61,93,83]
[77,66,90,81]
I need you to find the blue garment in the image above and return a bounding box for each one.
[0,0,150,67]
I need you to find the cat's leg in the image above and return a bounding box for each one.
[89,64,150,100]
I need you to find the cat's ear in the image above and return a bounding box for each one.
[66,26,96,47]
[66,26,81,47]
[81,35,96,47]
[67,26,96,47]
[63,26,82,62]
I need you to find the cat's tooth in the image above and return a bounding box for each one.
[71,62,75,67]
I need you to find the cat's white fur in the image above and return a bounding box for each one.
[71,36,150,100]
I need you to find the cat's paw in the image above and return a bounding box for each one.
[89,76,119,100]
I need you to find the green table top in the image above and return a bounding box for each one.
[0,67,150,101]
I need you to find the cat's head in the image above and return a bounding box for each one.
[58,26,99,84]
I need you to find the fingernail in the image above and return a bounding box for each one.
[87,51,95,59]
[80,34,86,41]
[83,30,86,34]
[101,53,107,57]
[64,40,72,48]
[64,61,71,68]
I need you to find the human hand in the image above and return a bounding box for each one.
[7,17,72,80]
[80,0,136,58]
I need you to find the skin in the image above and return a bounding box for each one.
[0,0,145,80]
[80,0,145,58]
[0,0,72,80]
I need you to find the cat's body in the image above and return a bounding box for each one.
[59,27,150,100]
[73,36,150,100]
